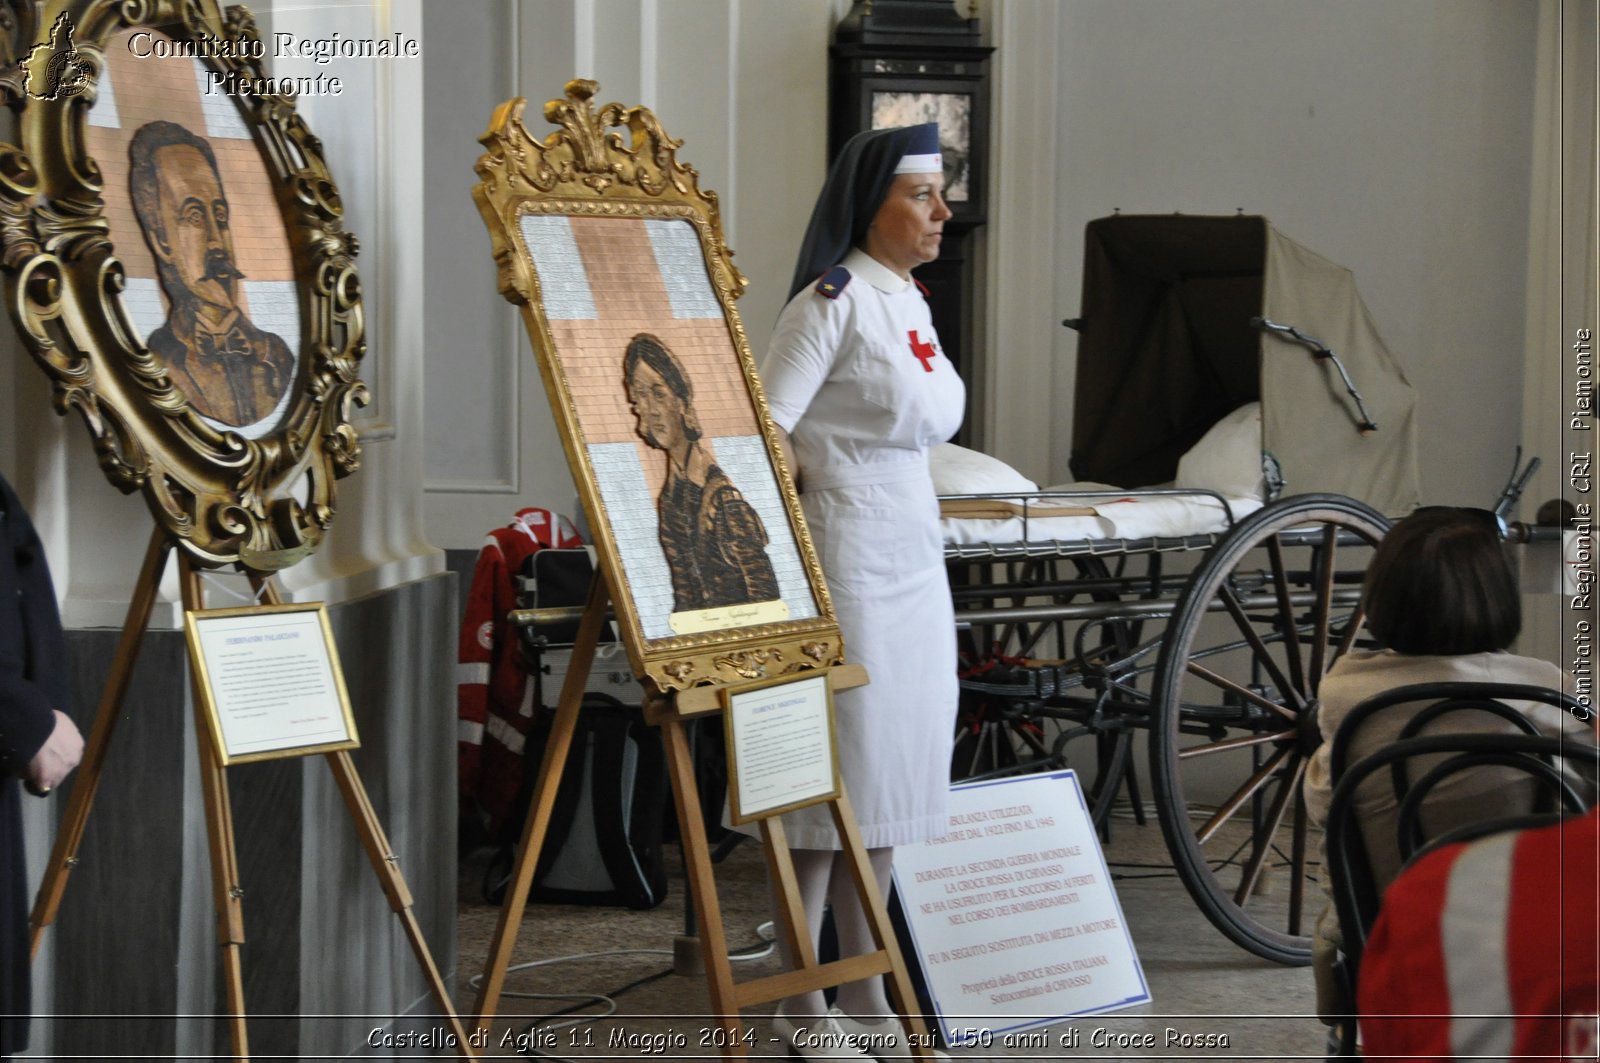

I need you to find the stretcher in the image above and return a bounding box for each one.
[927,214,1429,965]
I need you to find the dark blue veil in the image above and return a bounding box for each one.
[786,123,939,300]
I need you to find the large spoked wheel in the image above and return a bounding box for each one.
[1150,495,1389,964]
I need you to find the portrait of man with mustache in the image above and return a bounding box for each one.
[129,120,294,427]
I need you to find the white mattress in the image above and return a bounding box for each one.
[940,485,1264,547]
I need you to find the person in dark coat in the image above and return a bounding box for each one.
[1,471,83,1058]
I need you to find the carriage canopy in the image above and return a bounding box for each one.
[1069,214,1420,517]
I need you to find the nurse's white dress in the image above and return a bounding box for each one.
[761,249,965,850]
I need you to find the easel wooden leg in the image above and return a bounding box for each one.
[29,528,171,955]
[30,536,474,1056]
[638,666,923,1060]
[659,714,747,1058]
[464,614,911,1060]
[829,791,932,1061]
[758,817,816,971]
[181,557,251,1063]
[247,577,476,1057]
[326,751,478,1058]
[196,721,250,1059]
[472,574,610,1032]
[710,795,913,1039]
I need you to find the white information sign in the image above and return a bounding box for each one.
[892,771,1149,1046]
[185,603,359,765]
[723,673,839,823]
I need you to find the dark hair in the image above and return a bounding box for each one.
[1361,507,1520,655]
[623,333,701,442]
[129,120,223,244]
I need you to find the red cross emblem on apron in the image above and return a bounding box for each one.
[908,330,937,372]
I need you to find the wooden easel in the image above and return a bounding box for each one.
[29,526,477,1062]
[470,572,934,1060]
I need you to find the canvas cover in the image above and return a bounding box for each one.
[1069,215,1420,517]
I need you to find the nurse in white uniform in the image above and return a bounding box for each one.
[761,123,963,1060]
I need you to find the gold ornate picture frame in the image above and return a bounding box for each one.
[0,0,366,571]
[473,80,841,695]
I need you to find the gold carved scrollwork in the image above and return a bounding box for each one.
[711,649,783,682]
[473,81,842,695]
[474,80,747,307]
[0,0,366,571]
[0,1,37,104]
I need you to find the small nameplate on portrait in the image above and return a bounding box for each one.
[669,598,790,636]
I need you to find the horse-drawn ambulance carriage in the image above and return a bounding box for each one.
[935,213,1433,964]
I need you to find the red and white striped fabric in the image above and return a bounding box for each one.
[456,508,582,834]
[1358,806,1600,1062]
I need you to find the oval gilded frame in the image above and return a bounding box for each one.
[0,0,365,571]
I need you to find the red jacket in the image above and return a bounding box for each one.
[457,508,581,833]
[1359,806,1599,1061]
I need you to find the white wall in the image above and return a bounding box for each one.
[1041,0,1541,505]
[419,0,1554,548]
[5,0,1561,616]
[2,2,1565,596]
[0,6,1583,1033]
[1519,0,1598,665]
[268,0,444,606]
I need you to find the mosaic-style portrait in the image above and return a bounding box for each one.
[88,27,302,440]
[128,120,294,427]
[474,83,841,693]
[518,213,816,641]
[623,333,780,613]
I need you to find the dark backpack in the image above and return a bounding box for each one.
[483,691,670,910]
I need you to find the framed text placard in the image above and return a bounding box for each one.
[722,673,839,824]
[892,771,1149,1045]
[184,602,359,765]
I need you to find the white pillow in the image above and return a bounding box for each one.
[1175,402,1265,500]
[930,443,1039,496]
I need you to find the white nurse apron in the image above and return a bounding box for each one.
[760,248,965,849]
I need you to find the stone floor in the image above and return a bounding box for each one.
[453,808,1328,1061]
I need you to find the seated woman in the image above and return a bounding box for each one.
[1302,506,1596,1019]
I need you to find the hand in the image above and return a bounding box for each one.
[26,709,83,795]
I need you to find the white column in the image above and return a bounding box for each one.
[981,0,1063,484]
[272,0,444,604]
[1519,0,1598,665]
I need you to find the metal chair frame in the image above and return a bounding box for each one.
[1321,681,1597,1058]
